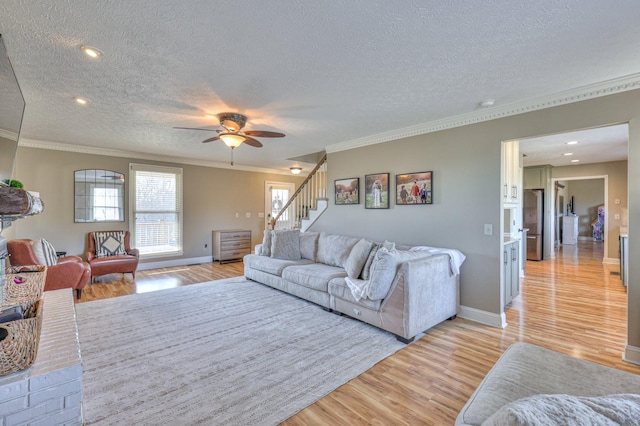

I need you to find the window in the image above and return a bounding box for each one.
[130,163,183,257]
[92,187,121,221]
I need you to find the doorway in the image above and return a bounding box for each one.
[550,176,607,260]
[265,181,295,229]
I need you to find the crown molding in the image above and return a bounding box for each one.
[326,72,640,154]
[18,138,297,176]
[0,128,18,141]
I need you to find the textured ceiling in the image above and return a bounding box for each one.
[1,1,639,172]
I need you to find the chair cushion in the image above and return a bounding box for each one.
[328,278,382,311]
[283,263,347,292]
[32,237,57,266]
[94,231,127,257]
[245,254,313,276]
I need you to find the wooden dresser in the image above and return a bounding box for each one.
[212,229,252,264]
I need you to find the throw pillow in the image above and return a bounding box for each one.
[94,231,127,257]
[260,230,273,256]
[344,238,374,279]
[270,229,301,260]
[32,237,58,266]
[360,244,379,280]
[299,232,319,261]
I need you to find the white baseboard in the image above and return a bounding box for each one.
[459,305,507,328]
[138,256,213,271]
[602,257,619,265]
[623,344,640,366]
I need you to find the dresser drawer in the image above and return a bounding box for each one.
[219,248,250,261]
[220,231,251,241]
[221,239,251,250]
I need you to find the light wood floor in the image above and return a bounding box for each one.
[77,241,640,425]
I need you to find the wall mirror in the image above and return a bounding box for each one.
[74,169,125,222]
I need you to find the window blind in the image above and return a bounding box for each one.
[130,164,183,256]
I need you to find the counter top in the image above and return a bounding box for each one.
[620,226,628,237]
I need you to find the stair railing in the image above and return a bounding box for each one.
[271,154,327,230]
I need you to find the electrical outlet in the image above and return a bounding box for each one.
[615,213,620,220]
[235,212,239,218]
[484,224,493,236]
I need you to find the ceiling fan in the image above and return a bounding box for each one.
[174,112,285,165]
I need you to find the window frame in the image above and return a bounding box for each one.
[129,163,184,258]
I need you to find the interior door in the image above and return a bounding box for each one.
[265,181,295,229]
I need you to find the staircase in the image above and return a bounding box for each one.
[271,154,328,232]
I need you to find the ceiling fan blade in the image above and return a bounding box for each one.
[243,130,285,138]
[243,136,263,148]
[173,127,217,131]
[202,136,222,143]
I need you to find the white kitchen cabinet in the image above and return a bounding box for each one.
[562,215,579,245]
[504,240,520,306]
[503,141,522,206]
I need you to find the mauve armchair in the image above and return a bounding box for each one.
[7,239,90,299]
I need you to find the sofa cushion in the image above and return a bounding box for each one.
[482,393,640,426]
[329,278,382,311]
[245,254,313,276]
[260,230,272,256]
[344,238,374,279]
[299,232,319,261]
[94,231,127,257]
[32,237,58,266]
[368,248,429,300]
[271,229,301,260]
[316,233,360,268]
[283,263,347,292]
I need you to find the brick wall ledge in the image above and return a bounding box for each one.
[0,289,82,425]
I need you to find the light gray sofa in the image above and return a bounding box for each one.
[243,230,464,343]
[456,342,640,425]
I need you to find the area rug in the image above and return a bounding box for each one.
[76,277,406,425]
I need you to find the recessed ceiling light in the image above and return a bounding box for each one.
[563,152,573,156]
[566,140,579,145]
[80,46,103,59]
[74,97,88,105]
[479,99,495,108]
[571,159,580,163]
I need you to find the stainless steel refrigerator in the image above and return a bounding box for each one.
[523,189,544,260]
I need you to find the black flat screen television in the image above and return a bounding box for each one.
[0,33,25,186]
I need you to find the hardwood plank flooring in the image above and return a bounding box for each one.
[76,241,640,425]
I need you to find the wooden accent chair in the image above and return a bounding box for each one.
[86,231,139,282]
[7,239,90,299]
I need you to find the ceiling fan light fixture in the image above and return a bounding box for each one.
[290,167,302,175]
[220,133,245,148]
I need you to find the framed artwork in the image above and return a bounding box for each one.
[334,178,360,205]
[365,173,389,209]
[395,171,432,205]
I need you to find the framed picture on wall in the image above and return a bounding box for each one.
[365,173,389,209]
[395,171,432,205]
[334,178,360,205]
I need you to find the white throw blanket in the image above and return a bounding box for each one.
[408,246,466,275]
[482,393,640,426]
